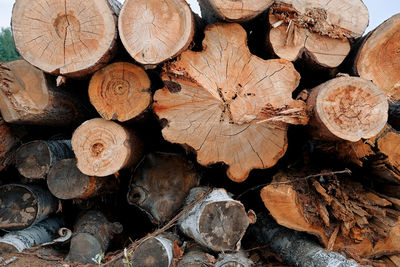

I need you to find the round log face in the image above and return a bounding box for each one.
[356,14,400,101]
[67,233,103,264]
[12,0,117,77]
[89,62,151,122]
[131,237,171,267]
[15,141,50,179]
[209,0,274,21]
[119,0,194,65]
[154,23,305,182]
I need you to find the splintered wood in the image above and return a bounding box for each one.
[154,23,308,182]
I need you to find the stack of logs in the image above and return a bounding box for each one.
[0,0,399,266]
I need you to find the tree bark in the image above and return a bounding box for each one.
[260,170,400,258]
[0,118,20,171]
[15,140,74,179]
[179,187,251,252]
[118,0,194,66]
[247,214,359,267]
[71,118,144,177]
[0,218,63,253]
[47,158,114,200]
[307,76,388,142]
[11,0,120,78]
[0,184,58,231]
[153,23,308,182]
[177,245,216,267]
[267,0,369,68]
[215,252,253,267]
[0,60,88,126]
[66,210,122,264]
[127,152,200,224]
[197,0,274,23]
[89,62,152,122]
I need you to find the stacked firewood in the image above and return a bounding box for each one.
[0,0,399,266]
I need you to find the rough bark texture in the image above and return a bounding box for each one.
[260,170,400,258]
[177,246,216,267]
[179,187,250,252]
[267,0,369,68]
[11,0,120,78]
[47,158,113,200]
[198,0,274,23]
[215,252,253,267]
[71,118,144,177]
[307,76,388,142]
[248,214,359,267]
[0,184,58,231]
[119,0,194,66]
[127,152,200,224]
[0,60,88,126]
[15,140,74,179]
[0,118,20,171]
[89,62,151,122]
[66,211,122,264]
[153,23,308,182]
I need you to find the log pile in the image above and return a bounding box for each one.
[0,0,399,266]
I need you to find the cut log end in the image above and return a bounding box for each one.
[89,62,151,122]
[154,23,307,182]
[119,0,194,65]
[12,0,119,77]
[72,118,143,177]
[131,236,173,267]
[308,76,388,142]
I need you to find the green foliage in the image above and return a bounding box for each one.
[0,27,20,63]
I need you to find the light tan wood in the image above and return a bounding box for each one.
[354,14,400,102]
[11,0,120,78]
[153,23,308,182]
[198,0,274,23]
[307,76,388,142]
[268,0,369,68]
[0,60,87,126]
[118,0,194,66]
[261,171,400,258]
[89,62,151,122]
[71,118,144,177]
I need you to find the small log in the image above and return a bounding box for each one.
[177,245,216,267]
[127,152,200,224]
[47,158,113,200]
[15,140,74,179]
[66,210,122,264]
[118,0,194,66]
[0,60,87,126]
[153,23,308,182]
[129,234,178,267]
[267,0,369,68]
[11,0,120,78]
[216,252,253,267]
[260,170,400,258]
[0,218,63,253]
[89,62,151,122]
[179,187,250,252]
[197,0,273,23]
[307,76,388,142]
[248,214,359,267]
[0,118,20,171]
[0,184,58,231]
[71,118,144,177]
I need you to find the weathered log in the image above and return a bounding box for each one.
[197,0,273,23]
[216,252,253,267]
[260,170,400,258]
[0,184,58,231]
[0,218,63,253]
[153,23,308,182]
[118,0,194,66]
[11,0,120,78]
[307,76,388,142]
[15,140,74,179]
[177,245,216,267]
[179,187,250,252]
[88,62,151,122]
[127,152,200,224]
[47,158,113,200]
[66,210,122,264]
[0,118,20,171]
[0,60,88,126]
[248,214,359,267]
[71,118,144,177]
[267,0,369,68]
